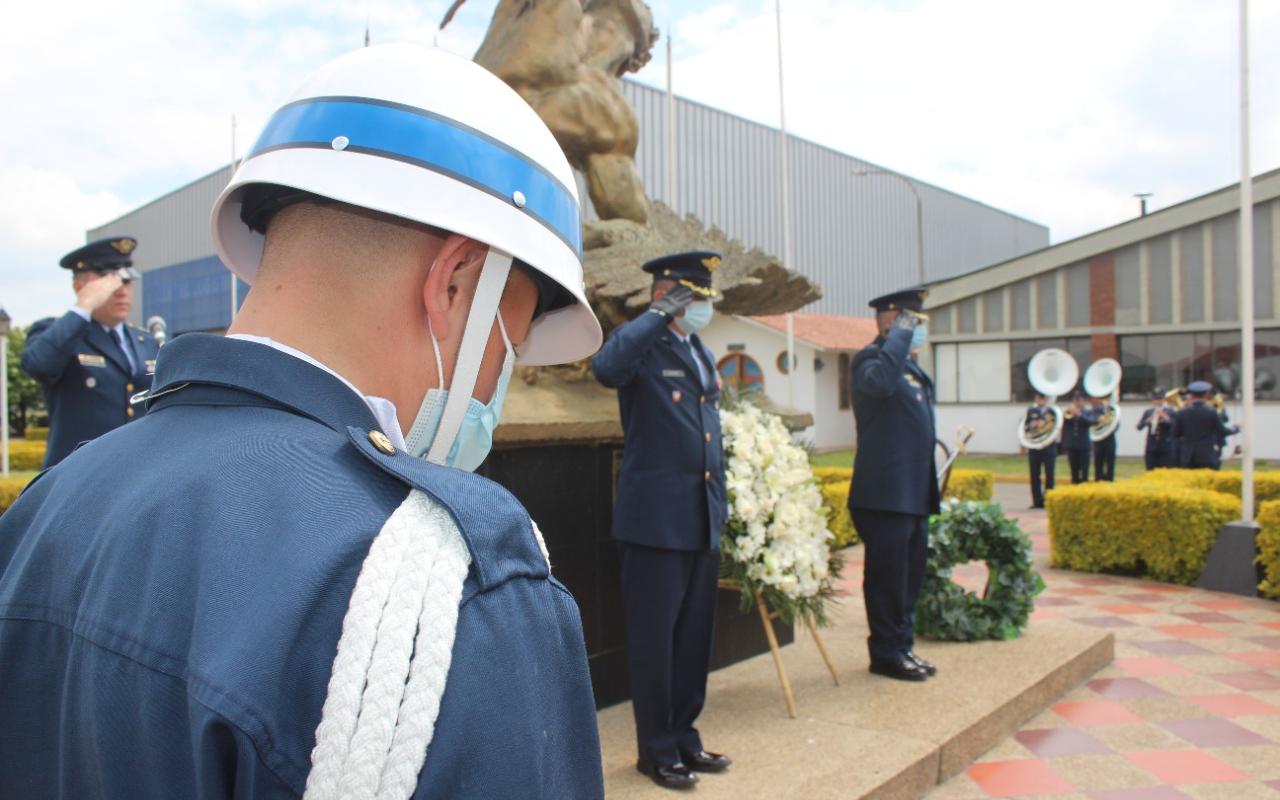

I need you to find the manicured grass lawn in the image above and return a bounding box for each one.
[811,449,1275,480]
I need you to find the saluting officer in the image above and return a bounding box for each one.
[1024,391,1057,509]
[1137,388,1175,470]
[592,251,731,790]
[1173,381,1239,470]
[847,287,939,683]
[1091,398,1117,482]
[21,237,158,468]
[1061,391,1096,484]
[1,45,604,799]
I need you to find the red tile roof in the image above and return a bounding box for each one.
[747,313,879,351]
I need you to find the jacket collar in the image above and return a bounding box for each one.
[660,328,705,387]
[147,334,380,435]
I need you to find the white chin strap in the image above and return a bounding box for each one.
[425,248,512,465]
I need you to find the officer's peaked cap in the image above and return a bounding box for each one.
[868,286,927,313]
[643,251,722,300]
[1188,380,1213,395]
[60,237,139,279]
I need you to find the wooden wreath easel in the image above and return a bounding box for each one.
[718,579,839,719]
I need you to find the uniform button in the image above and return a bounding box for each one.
[369,430,396,455]
[704,470,710,480]
[126,383,134,392]
[700,394,706,403]
[705,433,712,442]
[125,407,135,418]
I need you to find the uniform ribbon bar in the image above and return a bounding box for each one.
[249,96,582,257]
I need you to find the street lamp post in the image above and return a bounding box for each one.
[0,307,10,477]
[853,168,925,286]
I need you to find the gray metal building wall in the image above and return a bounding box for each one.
[91,81,1048,317]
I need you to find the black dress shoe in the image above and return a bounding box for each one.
[680,750,731,773]
[869,654,928,682]
[636,760,698,790]
[905,651,938,676]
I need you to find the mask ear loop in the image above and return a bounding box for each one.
[426,248,512,465]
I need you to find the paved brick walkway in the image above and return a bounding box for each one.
[924,485,1280,799]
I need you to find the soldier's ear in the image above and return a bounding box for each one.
[423,235,488,342]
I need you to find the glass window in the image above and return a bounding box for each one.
[1256,204,1274,320]
[1119,336,1153,399]
[1010,281,1031,330]
[1115,245,1141,324]
[933,343,958,403]
[957,297,977,333]
[931,305,952,335]
[1066,262,1090,327]
[1257,328,1280,400]
[983,290,1004,332]
[1209,331,1242,397]
[1037,273,1058,329]
[1180,226,1205,323]
[957,341,1011,402]
[1148,235,1173,324]
[1067,337,1093,381]
[838,352,851,409]
[1212,215,1238,322]
[1010,337,1087,402]
[717,353,764,391]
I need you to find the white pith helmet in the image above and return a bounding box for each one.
[211,43,601,367]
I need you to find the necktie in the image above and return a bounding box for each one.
[112,328,135,374]
[689,335,710,388]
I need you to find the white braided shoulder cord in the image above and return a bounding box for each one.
[304,490,472,800]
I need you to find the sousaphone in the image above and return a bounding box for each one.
[1018,349,1078,450]
[1084,358,1123,442]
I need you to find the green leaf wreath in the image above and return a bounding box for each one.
[916,500,1046,641]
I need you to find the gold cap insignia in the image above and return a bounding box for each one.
[701,256,721,271]
[110,238,136,255]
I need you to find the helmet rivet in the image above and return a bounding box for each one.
[331,135,350,151]
[512,190,527,208]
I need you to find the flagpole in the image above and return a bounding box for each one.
[1238,0,1255,520]
[665,26,676,212]
[775,0,796,407]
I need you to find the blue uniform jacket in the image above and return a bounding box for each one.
[1060,407,1097,451]
[591,311,727,551]
[846,329,940,517]
[20,310,159,467]
[1137,407,1175,454]
[0,334,602,800]
[1172,401,1235,468]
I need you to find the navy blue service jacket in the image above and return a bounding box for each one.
[1172,401,1235,469]
[1060,407,1097,451]
[591,311,727,551]
[846,329,941,518]
[0,334,603,800]
[20,309,159,467]
[1137,407,1175,454]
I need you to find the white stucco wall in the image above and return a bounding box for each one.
[934,401,1277,459]
[812,354,856,451]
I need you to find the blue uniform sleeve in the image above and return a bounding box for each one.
[416,576,603,800]
[851,328,911,398]
[21,311,91,384]
[591,311,670,388]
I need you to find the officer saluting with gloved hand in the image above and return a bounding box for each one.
[592,251,731,791]
[846,287,939,683]
[1,45,604,800]
[21,237,158,467]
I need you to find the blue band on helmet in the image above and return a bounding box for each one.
[249,96,582,257]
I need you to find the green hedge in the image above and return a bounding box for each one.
[1132,468,1280,512]
[1047,482,1241,585]
[809,465,994,503]
[1259,500,1280,600]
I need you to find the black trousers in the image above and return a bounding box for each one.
[619,543,719,766]
[1065,447,1091,484]
[1145,448,1174,470]
[1093,437,1116,481]
[1028,445,1057,507]
[849,509,927,664]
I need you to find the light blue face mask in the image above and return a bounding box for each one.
[405,312,516,471]
[911,324,928,350]
[680,300,714,334]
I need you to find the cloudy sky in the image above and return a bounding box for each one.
[1,0,1276,325]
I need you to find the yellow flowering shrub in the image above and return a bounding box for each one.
[1133,468,1280,510]
[812,466,853,489]
[7,440,46,471]
[22,427,49,442]
[1047,482,1241,585]
[819,482,859,548]
[0,477,29,514]
[1258,500,1280,600]
[945,469,995,502]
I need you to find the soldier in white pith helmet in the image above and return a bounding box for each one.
[0,44,605,799]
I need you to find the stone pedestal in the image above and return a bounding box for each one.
[1196,520,1262,597]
